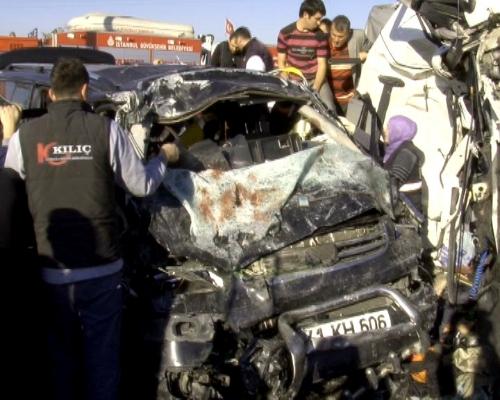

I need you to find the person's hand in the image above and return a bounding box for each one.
[345,91,355,101]
[0,104,21,140]
[160,143,180,164]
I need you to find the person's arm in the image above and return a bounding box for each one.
[277,30,288,76]
[0,105,21,140]
[1,105,22,169]
[387,148,419,186]
[356,30,369,62]
[109,121,179,197]
[3,131,24,177]
[312,57,327,91]
[312,33,329,91]
[277,52,288,81]
[277,52,287,70]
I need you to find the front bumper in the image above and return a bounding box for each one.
[277,285,432,398]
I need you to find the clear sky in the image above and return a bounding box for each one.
[0,0,393,44]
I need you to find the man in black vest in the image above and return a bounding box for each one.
[3,58,179,400]
[229,27,274,72]
[210,40,243,68]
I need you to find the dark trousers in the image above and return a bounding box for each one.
[0,168,46,397]
[45,271,123,400]
[0,167,33,251]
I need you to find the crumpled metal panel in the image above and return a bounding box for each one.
[110,68,312,127]
[149,143,392,270]
[110,90,147,128]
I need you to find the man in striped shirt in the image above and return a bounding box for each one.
[277,0,335,111]
[328,15,368,115]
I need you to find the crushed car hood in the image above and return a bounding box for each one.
[149,143,393,270]
[110,68,313,126]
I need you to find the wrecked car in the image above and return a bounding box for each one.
[116,1,498,398]
[103,67,438,398]
[0,35,445,400]
[2,1,498,395]
[1,52,436,398]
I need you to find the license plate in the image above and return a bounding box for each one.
[302,309,391,339]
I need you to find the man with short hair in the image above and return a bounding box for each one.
[229,26,274,72]
[328,15,368,114]
[210,40,240,67]
[277,0,335,110]
[4,57,179,400]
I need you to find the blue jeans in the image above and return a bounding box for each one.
[45,271,123,400]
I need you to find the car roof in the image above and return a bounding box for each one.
[0,62,198,92]
[0,64,119,93]
[86,63,196,90]
[0,47,115,70]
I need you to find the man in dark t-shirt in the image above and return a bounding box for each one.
[277,0,334,110]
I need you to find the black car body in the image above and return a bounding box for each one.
[0,47,438,399]
[103,67,436,398]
